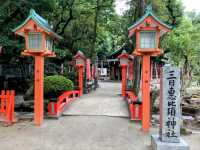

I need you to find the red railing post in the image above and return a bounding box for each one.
[10,90,15,122]
[1,91,5,113]
[6,90,10,123]
[126,91,142,121]
[0,90,15,124]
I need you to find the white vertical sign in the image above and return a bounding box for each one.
[160,65,181,143]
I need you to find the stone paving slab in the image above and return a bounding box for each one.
[63,82,129,117]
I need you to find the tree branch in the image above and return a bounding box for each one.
[0,8,21,27]
[58,7,73,35]
[55,0,75,35]
[166,0,176,25]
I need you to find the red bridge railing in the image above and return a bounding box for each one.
[48,90,80,118]
[0,90,15,124]
[126,91,142,121]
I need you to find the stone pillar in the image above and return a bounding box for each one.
[151,65,189,150]
[160,65,181,142]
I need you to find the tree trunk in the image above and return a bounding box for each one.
[91,0,99,60]
[133,0,146,96]
[181,56,191,95]
[139,0,146,17]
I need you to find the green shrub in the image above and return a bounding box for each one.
[44,75,74,97]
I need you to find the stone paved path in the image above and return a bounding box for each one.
[63,81,129,117]
[0,82,199,150]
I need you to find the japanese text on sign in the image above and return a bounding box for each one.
[160,65,181,143]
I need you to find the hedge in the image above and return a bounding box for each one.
[44,75,74,96]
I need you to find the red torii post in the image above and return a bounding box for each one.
[74,51,86,96]
[128,5,172,132]
[13,9,62,126]
[118,50,129,97]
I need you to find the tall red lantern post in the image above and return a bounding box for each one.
[118,50,129,97]
[13,9,62,126]
[128,6,172,132]
[74,51,86,96]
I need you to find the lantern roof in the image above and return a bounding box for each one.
[118,50,129,59]
[73,51,86,60]
[128,5,172,37]
[13,9,62,40]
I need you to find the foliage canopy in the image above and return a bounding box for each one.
[0,0,200,91]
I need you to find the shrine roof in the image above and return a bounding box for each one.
[128,5,172,32]
[13,9,62,40]
[108,44,133,59]
[118,50,129,59]
[109,49,122,58]
[73,51,86,60]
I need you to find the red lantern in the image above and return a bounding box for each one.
[12,9,62,126]
[128,5,172,132]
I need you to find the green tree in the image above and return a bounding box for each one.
[162,18,200,90]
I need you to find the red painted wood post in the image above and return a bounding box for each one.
[34,56,44,126]
[129,61,134,81]
[129,103,134,120]
[5,91,10,123]
[74,51,86,96]
[121,65,127,97]
[142,55,151,132]
[78,66,84,96]
[0,90,5,113]
[118,50,129,97]
[10,90,15,122]
[86,59,91,81]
